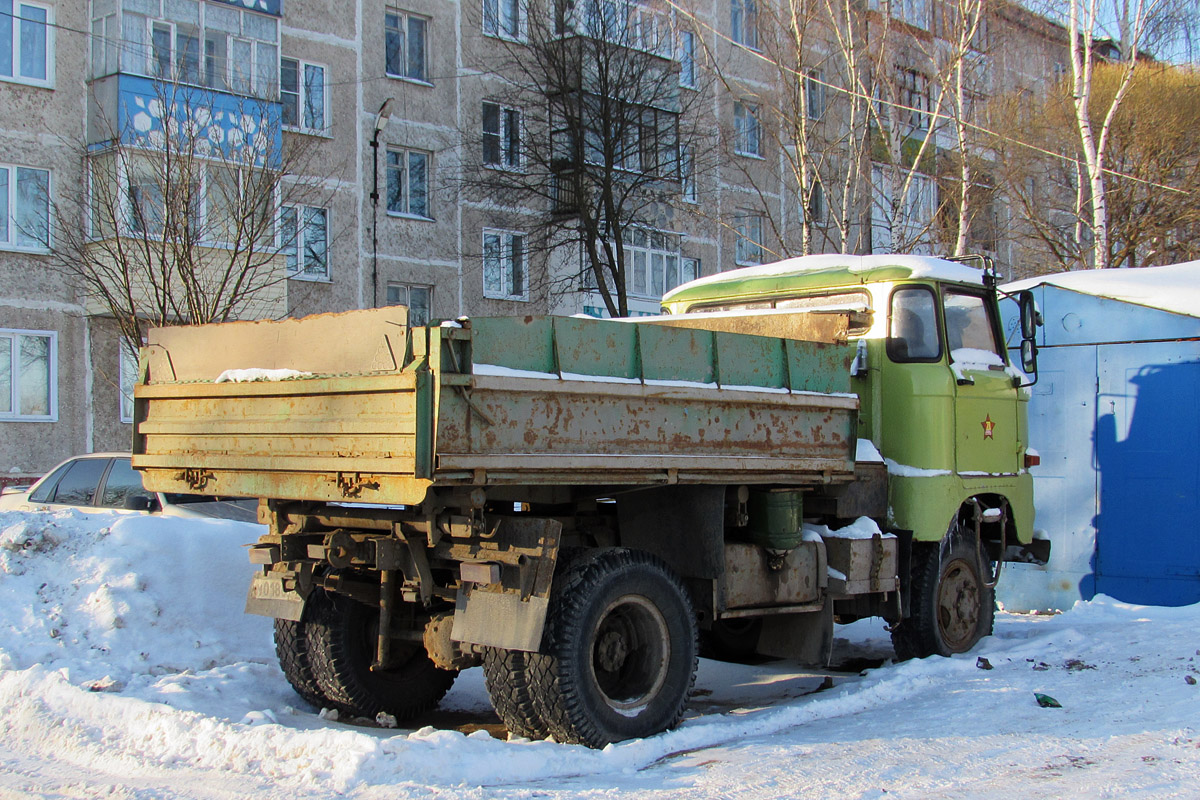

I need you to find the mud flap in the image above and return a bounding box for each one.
[245,572,305,621]
[755,601,834,668]
[447,516,561,652]
[452,588,549,652]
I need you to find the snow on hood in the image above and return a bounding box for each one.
[1004,260,1200,319]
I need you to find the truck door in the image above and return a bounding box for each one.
[943,288,1019,475]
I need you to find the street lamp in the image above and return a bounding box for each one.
[371,97,395,308]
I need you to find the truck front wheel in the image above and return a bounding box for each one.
[525,548,698,748]
[892,526,995,660]
[306,589,458,721]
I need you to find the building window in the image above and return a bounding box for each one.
[483,102,521,169]
[679,30,697,88]
[281,58,327,134]
[280,205,329,280]
[804,70,825,120]
[734,101,761,157]
[1,0,50,86]
[119,340,138,424]
[805,181,826,225]
[0,329,55,421]
[483,0,522,39]
[680,145,697,202]
[731,0,757,49]
[870,165,936,253]
[386,149,431,219]
[734,212,764,265]
[386,283,433,325]
[111,5,278,97]
[624,228,681,298]
[681,256,700,285]
[896,68,931,132]
[386,10,428,83]
[483,229,526,300]
[0,163,50,251]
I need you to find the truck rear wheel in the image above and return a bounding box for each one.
[273,598,330,709]
[306,589,458,721]
[482,647,549,740]
[892,526,995,660]
[526,548,698,748]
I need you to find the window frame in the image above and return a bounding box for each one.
[942,287,1005,365]
[482,228,527,301]
[734,212,764,265]
[886,285,943,364]
[482,101,523,171]
[119,339,138,424]
[679,29,697,89]
[482,0,524,41]
[385,282,434,326]
[385,9,430,85]
[733,101,762,158]
[804,69,826,120]
[0,327,57,422]
[0,162,51,252]
[386,147,433,220]
[680,144,697,203]
[623,227,682,300]
[280,57,329,135]
[730,0,758,50]
[279,204,330,281]
[110,6,279,97]
[1,0,53,88]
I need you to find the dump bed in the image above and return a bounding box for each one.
[133,308,859,506]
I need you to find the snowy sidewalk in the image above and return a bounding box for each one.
[1,509,1197,799]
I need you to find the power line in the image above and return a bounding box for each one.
[6,6,1190,195]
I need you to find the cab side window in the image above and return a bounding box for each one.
[887,287,941,362]
[943,291,1003,361]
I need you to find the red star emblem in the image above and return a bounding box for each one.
[981,414,995,439]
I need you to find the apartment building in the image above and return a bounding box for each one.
[0,0,1067,479]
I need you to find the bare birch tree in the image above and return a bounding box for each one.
[48,81,330,358]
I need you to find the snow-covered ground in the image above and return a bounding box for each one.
[1,509,1197,799]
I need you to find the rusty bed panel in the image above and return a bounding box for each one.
[134,309,859,505]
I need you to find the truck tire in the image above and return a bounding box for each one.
[892,526,995,660]
[273,604,330,709]
[525,548,698,748]
[482,647,548,740]
[306,589,457,721]
[701,618,763,662]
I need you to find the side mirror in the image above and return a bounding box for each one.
[124,494,158,512]
[1019,290,1040,340]
[1021,339,1038,375]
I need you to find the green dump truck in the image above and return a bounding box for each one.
[132,254,1046,748]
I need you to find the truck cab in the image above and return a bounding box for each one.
[663,254,1046,652]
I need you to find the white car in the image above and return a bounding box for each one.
[0,452,258,522]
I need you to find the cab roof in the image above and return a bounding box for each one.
[662,254,986,308]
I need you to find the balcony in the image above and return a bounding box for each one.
[562,0,677,61]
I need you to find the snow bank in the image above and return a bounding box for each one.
[3,508,1199,798]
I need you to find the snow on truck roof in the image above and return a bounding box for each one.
[662,254,985,304]
[1003,260,1200,319]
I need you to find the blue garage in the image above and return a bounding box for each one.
[999,262,1200,610]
